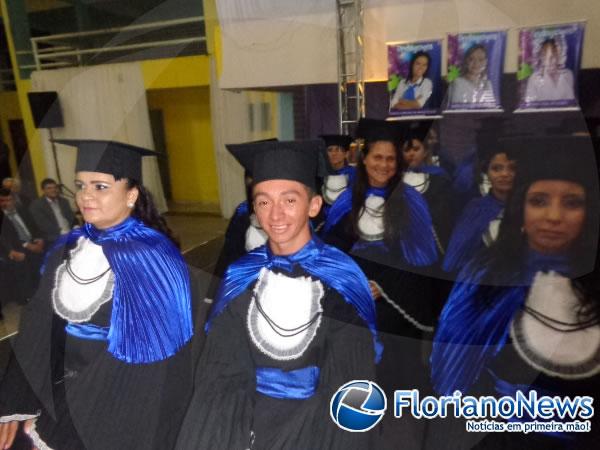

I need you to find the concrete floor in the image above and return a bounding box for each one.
[0,213,228,346]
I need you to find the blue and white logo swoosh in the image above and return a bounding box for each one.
[330,380,387,432]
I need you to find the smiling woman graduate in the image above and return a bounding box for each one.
[175,140,380,450]
[0,139,193,450]
[431,134,600,449]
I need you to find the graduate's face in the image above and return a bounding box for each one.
[540,44,559,72]
[524,180,586,255]
[487,153,516,198]
[75,172,139,230]
[466,48,487,77]
[253,179,322,255]
[364,141,398,188]
[327,145,348,170]
[403,139,428,169]
[412,56,429,80]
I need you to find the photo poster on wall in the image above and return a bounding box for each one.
[516,22,584,111]
[444,30,506,112]
[387,39,442,118]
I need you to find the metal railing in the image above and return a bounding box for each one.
[29,16,206,71]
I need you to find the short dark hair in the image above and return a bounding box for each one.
[0,187,11,197]
[41,178,57,189]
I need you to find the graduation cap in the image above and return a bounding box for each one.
[52,139,155,182]
[225,140,323,190]
[355,118,404,145]
[504,135,598,191]
[226,138,278,177]
[319,134,353,151]
[405,120,435,144]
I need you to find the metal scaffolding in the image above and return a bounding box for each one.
[336,0,365,134]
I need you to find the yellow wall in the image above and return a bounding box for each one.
[146,86,219,206]
[141,55,210,90]
[0,90,21,175]
[3,0,219,204]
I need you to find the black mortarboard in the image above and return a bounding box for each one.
[225,140,323,190]
[53,139,155,182]
[405,120,434,144]
[226,138,278,177]
[320,134,353,150]
[504,135,598,191]
[355,118,404,146]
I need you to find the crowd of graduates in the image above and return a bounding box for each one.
[0,113,598,449]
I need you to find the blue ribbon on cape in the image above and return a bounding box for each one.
[256,366,320,399]
[65,323,109,341]
[207,236,382,363]
[322,184,437,266]
[443,194,504,273]
[48,217,193,364]
[431,251,570,395]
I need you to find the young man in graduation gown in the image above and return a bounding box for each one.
[176,140,381,450]
[0,140,194,449]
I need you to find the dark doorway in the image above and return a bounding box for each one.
[8,119,37,200]
[149,109,172,200]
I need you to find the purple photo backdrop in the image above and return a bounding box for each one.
[387,40,442,116]
[517,22,584,110]
[445,31,506,111]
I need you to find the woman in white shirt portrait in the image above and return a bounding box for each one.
[390,51,433,110]
[448,43,497,106]
[524,38,575,103]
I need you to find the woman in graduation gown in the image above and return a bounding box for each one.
[321,118,439,338]
[402,120,456,253]
[442,127,517,276]
[430,135,600,449]
[176,140,380,450]
[0,139,194,450]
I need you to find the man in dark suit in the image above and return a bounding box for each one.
[29,178,75,247]
[0,188,45,309]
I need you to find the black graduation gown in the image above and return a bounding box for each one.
[322,213,439,450]
[418,174,457,253]
[0,242,197,450]
[424,336,600,450]
[176,266,376,450]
